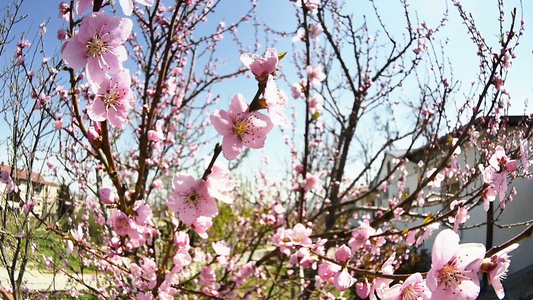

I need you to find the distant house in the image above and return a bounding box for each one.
[370,116,533,299]
[0,163,60,219]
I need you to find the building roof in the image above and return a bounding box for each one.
[1,163,58,187]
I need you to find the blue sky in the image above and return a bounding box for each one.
[1,0,532,183]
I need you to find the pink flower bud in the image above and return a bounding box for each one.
[88,127,101,147]
[57,29,67,40]
[335,245,352,264]
[356,280,371,299]
[99,188,116,204]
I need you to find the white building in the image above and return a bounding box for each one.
[0,163,60,218]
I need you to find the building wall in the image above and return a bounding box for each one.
[0,178,59,218]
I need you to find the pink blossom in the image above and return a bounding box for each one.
[167,173,218,226]
[151,179,163,189]
[381,272,431,300]
[212,241,231,256]
[426,168,445,188]
[0,171,11,184]
[335,245,351,264]
[240,48,278,80]
[62,12,132,84]
[108,210,139,238]
[309,23,323,41]
[356,280,371,299]
[99,188,116,204]
[289,247,314,267]
[295,0,320,13]
[285,223,313,247]
[200,266,216,287]
[300,173,319,191]
[479,164,497,210]
[416,222,440,247]
[172,249,192,270]
[393,207,405,220]
[139,257,157,289]
[88,123,102,146]
[39,22,46,35]
[291,82,304,99]
[174,231,190,249]
[263,79,290,128]
[118,0,155,16]
[210,94,273,160]
[23,200,35,214]
[58,2,70,22]
[483,187,498,211]
[405,229,418,246]
[501,51,513,70]
[66,240,74,256]
[292,28,305,42]
[306,64,326,88]
[54,119,64,130]
[309,93,323,115]
[333,269,355,291]
[147,119,165,142]
[413,38,427,54]
[493,76,506,93]
[348,219,375,251]
[0,171,14,194]
[449,200,470,232]
[318,261,341,282]
[234,263,256,287]
[133,202,152,226]
[87,69,134,129]
[489,146,516,173]
[492,172,508,204]
[426,229,485,299]
[293,24,322,42]
[75,0,93,16]
[70,224,84,242]
[314,238,327,256]
[272,227,292,255]
[481,243,519,299]
[370,254,396,300]
[137,292,154,300]
[57,29,67,40]
[192,216,213,238]
[205,160,235,204]
[481,147,517,206]
[35,93,50,110]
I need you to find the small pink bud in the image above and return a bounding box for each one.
[335,245,351,264]
[88,127,101,147]
[99,188,116,204]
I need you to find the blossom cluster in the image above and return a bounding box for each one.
[211,48,290,160]
[480,143,529,210]
[274,223,518,299]
[61,0,153,129]
[167,48,289,233]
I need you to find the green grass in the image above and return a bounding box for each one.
[31,230,97,273]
